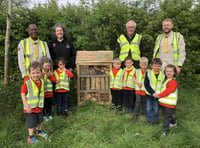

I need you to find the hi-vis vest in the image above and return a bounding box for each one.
[123,69,135,88]
[145,70,165,95]
[159,78,178,106]
[24,79,44,109]
[153,32,180,66]
[20,38,47,75]
[43,71,53,93]
[54,70,70,91]
[110,69,124,89]
[117,34,141,61]
[135,69,148,91]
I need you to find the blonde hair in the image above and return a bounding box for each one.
[162,18,173,24]
[140,57,148,64]
[113,58,121,64]
[29,61,42,72]
[40,57,52,66]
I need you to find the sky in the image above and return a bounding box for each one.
[32,0,80,6]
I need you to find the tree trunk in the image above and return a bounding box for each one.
[4,0,12,86]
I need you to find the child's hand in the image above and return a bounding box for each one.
[26,106,32,113]
[137,83,142,88]
[47,72,51,77]
[153,93,159,98]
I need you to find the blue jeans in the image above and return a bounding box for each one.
[146,95,159,122]
[55,92,68,113]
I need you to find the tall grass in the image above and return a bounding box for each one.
[0,81,200,147]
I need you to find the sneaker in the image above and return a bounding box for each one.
[116,105,122,111]
[43,116,49,122]
[132,115,137,122]
[48,115,53,120]
[37,130,48,139]
[125,107,129,113]
[170,121,177,128]
[64,111,69,118]
[161,132,167,138]
[27,136,39,143]
[111,104,116,110]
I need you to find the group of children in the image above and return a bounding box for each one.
[109,57,178,137]
[21,57,73,143]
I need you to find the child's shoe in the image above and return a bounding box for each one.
[132,114,137,122]
[27,136,39,143]
[64,111,69,118]
[48,115,53,120]
[37,130,48,139]
[43,116,49,122]
[116,105,122,111]
[125,107,129,113]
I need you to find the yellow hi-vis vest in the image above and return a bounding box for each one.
[145,70,165,95]
[117,34,141,61]
[159,78,178,106]
[20,38,47,75]
[54,70,70,91]
[135,69,148,91]
[153,32,180,66]
[24,79,44,109]
[43,71,53,93]
[109,69,124,89]
[123,68,135,88]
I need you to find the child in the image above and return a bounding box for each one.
[123,57,136,113]
[153,64,178,137]
[144,58,165,124]
[132,57,148,122]
[21,61,48,143]
[54,57,73,117]
[109,58,124,111]
[40,57,56,121]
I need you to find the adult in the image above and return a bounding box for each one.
[18,24,51,78]
[153,18,186,74]
[117,20,143,68]
[48,24,76,71]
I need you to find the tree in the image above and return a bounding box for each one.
[4,0,12,86]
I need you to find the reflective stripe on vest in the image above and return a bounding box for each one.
[145,70,165,95]
[43,71,53,93]
[153,32,180,66]
[54,70,70,91]
[110,69,124,89]
[20,39,47,75]
[159,78,178,106]
[24,79,44,109]
[123,69,135,88]
[118,34,141,61]
[135,69,148,91]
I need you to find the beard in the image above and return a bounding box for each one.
[163,28,172,34]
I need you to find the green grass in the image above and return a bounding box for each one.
[0,82,200,147]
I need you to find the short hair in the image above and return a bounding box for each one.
[124,56,133,62]
[165,64,177,77]
[151,58,162,66]
[40,57,52,66]
[162,18,173,24]
[126,20,137,28]
[56,57,66,65]
[140,57,148,64]
[113,58,121,64]
[29,61,42,72]
[28,24,38,32]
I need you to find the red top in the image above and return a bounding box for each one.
[55,69,73,93]
[111,68,121,90]
[123,69,134,90]
[21,79,43,113]
[44,71,56,98]
[158,79,177,108]
[134,70,146,96]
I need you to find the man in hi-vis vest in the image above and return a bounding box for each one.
[117,20,143,69]
[18,24,51,78]
[153,18,186,74]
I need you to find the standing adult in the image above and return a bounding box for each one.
[48,24,76,71]
[153,18,186,73]
[117,20,143,68]
[18,24,51,78]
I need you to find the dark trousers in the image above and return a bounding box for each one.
[161,106,176,132]
[43,97,53,116]
[133,94,146,116]
[111,89,123,107]
[55,92,68,114]
[123,90,135,108]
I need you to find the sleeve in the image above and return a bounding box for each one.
[158,80,177,98]
[70,41,76,69]
[48,74,57,83]
[178,34,186,67]
[144,74,155,95]
[21,83,27,95]
[65,70,74,78]
[18,40,26,78]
